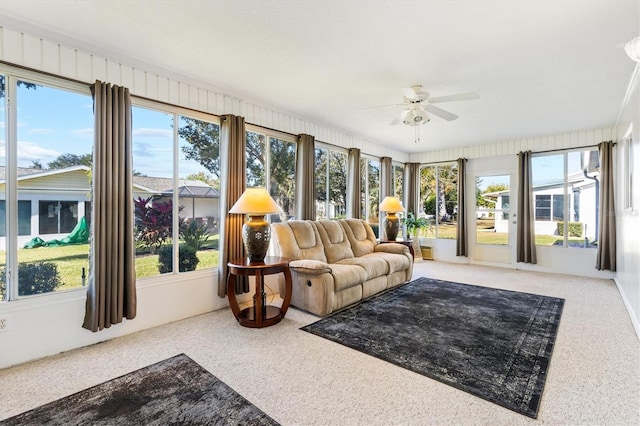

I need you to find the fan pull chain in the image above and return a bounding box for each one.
[414,125,421,144]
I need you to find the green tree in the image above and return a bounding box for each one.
[48,153,92,169]
[476,179,509,209]
[31,160,43,169]
[179,120,297,216]
[0,77,38,98]
[179,118,220,178]
[420,164,458,220]
[315,149,347,215]
[186,171,219,189]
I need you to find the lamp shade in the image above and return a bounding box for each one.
[229,187,282,215]
[379,196,405,213]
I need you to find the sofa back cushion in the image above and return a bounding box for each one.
[315,220,355,263]
[271,221,327,262]
[340,219,377,257]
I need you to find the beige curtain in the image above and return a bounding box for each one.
[218,115,248,297]
[405,162,421,216]
[379,156,393,239]
[516,151,537,264]
[346,148,361,218]
[596,141,616,271]
[295,134,316,220]
[456,158,468,256]
[83,80,136,332]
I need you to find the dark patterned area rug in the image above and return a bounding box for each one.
[1,353,279,426]
[302,277,564,418]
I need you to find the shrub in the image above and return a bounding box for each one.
[556,222,583,238]
[180,220,211,251]
[134,197,185,253]
[158,245,200,273]
[0,262,62,296]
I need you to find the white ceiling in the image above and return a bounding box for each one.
[0,0,638,153]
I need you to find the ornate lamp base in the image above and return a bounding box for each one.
[384,212,400,241]
[242,214,271,262]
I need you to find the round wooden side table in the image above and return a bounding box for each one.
[227,256,292,328]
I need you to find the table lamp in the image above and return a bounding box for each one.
[229,187,283,262]
[379,196,405,241]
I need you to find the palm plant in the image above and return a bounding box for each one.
[402,212,431,238]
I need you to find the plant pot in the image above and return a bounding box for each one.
[420,246,433,260]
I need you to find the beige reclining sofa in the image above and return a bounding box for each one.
[271,219,414,316]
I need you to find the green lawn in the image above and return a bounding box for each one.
[1,239,220,291]
[417,219,591,246]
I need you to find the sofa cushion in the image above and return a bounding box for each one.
[362,252,410,275]
[316,220,355,263]
[336,256,389,280]
[329,263,367,291]
[289,259,332,275]
[340,219,377,257]
[272,221,327,262]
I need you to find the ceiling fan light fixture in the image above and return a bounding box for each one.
[403,108,429,126]
[625,36,640,62]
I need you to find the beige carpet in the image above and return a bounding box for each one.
[1,261,639,425]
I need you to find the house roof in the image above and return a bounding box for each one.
[132,176,219,198]
[0,166,219,198]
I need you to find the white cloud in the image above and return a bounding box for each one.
[28,128,55,135]
[133,128,172,138]
[16,140,60,164]
[71,128,93,136]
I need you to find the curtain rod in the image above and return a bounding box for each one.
[421,141,613,165]
[530,142,613,155]
[0,60,90,87]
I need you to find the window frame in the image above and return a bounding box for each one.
[1,65,93,301]
[132,98,222,278]
[419,162,458,239]
[245,124,297,221]
[314,142,348,220]
[531,147,599,249]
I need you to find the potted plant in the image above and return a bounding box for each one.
[402,212,429,239]
[402,212,434,260]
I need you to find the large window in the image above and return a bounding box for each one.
[531,149,598,248]
[360,157,380,232]
[475,175,510,245]
[0,75,94,299]
[315,145,347,219]
[246,128,296,222]
[420,163,458,239]
[393,162,405,201]
[132,105,220,278]
[0,201,31,237]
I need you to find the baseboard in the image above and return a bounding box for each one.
[613,276,640,341]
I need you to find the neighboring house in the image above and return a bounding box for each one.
[0,166,219,250]
[485,171,599,241]
[134,176,220,233]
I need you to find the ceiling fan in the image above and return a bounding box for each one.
[365,85,479,126]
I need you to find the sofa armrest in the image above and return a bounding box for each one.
[374,243,409,255]
[289,259,332,275]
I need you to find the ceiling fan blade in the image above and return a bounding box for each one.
[390,110,408,125]
[429,92,479,103]
[425,104,458,121]
[412,86,430,98]
[359,103,404,111]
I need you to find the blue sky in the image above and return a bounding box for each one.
[2,83,210,179]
